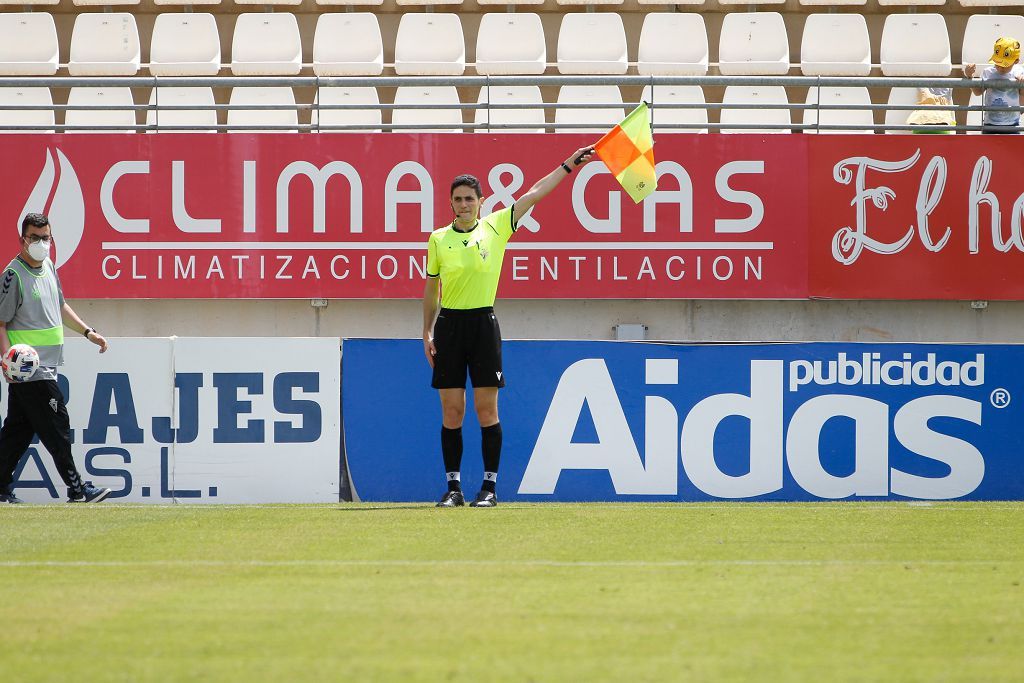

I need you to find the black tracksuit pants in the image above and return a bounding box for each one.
[0,379,82,492]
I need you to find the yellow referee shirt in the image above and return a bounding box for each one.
[426,206,517,310]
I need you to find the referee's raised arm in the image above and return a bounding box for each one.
[512,145,597,219]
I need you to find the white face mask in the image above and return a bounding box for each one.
[26,238,50,262]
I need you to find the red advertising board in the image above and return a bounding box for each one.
[0,134,807,299]
[5,134,1022,300]
[809,136,1024,300]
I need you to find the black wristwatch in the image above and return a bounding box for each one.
[561,162,573,174]
[83,327,96,338]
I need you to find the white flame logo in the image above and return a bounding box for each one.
[18,149,85,269]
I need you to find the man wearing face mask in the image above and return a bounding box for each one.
[0,213,111,504]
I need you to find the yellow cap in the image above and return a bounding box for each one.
[990,37,1021,68]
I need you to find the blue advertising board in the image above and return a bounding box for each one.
[342,340,1024,501]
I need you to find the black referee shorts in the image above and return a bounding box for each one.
[431,307,505,390]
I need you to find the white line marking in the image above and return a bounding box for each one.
[99,242,775,251]
[0,559,1018,569]
[1,503,1022,511]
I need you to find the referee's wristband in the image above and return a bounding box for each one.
[83,327,95,338]
[561,162,573,174]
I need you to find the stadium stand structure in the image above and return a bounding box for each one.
[0,4,1011,132]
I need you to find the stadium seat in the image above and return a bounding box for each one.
[878,0,943,7]
[146,88,217,132]
[312,87,382,132]
[0,13,58,75]
[73,0,137,6]
[154,0,220,6]
[68,14,140,76]
[557,13,628,75]
[642,85,707,133]
[962,15,1024,66]
[880,15,951,77]
[397,0,463,6]
[313,13,383,76]
[966,92,983,134]
[149,13,220,76]
[234,0,300,7]
[227,87,298,132]
[475,85,545,133]
[475,0,542,6]
[557,0,622,6]
[637,13,708,76]
[0,0,57,6]
[230,14,302,76]
[554,85,624,133]
[718,13,789,76]
[391,87,463,132]
[959,0,1024,6]
[475,13,546,75]
[315,0,380,6]
[884,87,924,134]
[800,14,871,76]
[639,0,703,5]
[394,14,465,76]
[65,88,137,133]
[0,88,54,132]
[803,87,874,133]
[720,86,791,133]
[719,0,783,5]
[799,0,866,6]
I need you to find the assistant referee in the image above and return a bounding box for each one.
[423,145,596,507]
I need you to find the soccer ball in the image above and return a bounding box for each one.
[2,344,40,382]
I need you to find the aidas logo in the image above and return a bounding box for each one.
[520,357,986,500]
[18,149,85,269]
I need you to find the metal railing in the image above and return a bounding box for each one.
[0,75,1018,133]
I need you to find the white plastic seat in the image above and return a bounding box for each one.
[557,0,622,6]
[720,86,791,133]
[959,0,1024,7]
[146,88,217,132]
[801,14,870,76]
[68,14,140,76]
[475,13,545,75]
[879,0,943,7]
[394,14,465,76]
[231,13,301,76]
[476,0,542,5]
[397,0,462,6]
[639,0,704,5]
[312,87,381,132]
[967,92,983,134]
[637,13,708,76]
[0,13,58,75]
[154,0,220,6]
[803,87,873,133]
[313,13,383,76]
[475,86,545,133]
[884,87,921,134]
[150,14,220,76]
[0,0,58,6]
[227,87,298,132]
[880,15,951,77]
[73,0,138,5]
[315,0,381,5]
[642,85,707,133]
[718,13,789,76]
[962,16,1024,66]
[65,88,136,133]
[557,14,627,75]
[554,85,624,133]
[235,0,300,6]
[0,88,53,132]
[800,0,865,6]
[391,87,463,132]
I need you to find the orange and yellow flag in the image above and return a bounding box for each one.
[594,103,657,204]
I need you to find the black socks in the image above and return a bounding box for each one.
[441,426,463,491]
[481,422,502,493]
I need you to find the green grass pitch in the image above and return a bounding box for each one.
[1,502,1022,682]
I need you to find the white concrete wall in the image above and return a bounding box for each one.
[69,299,1024,343]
